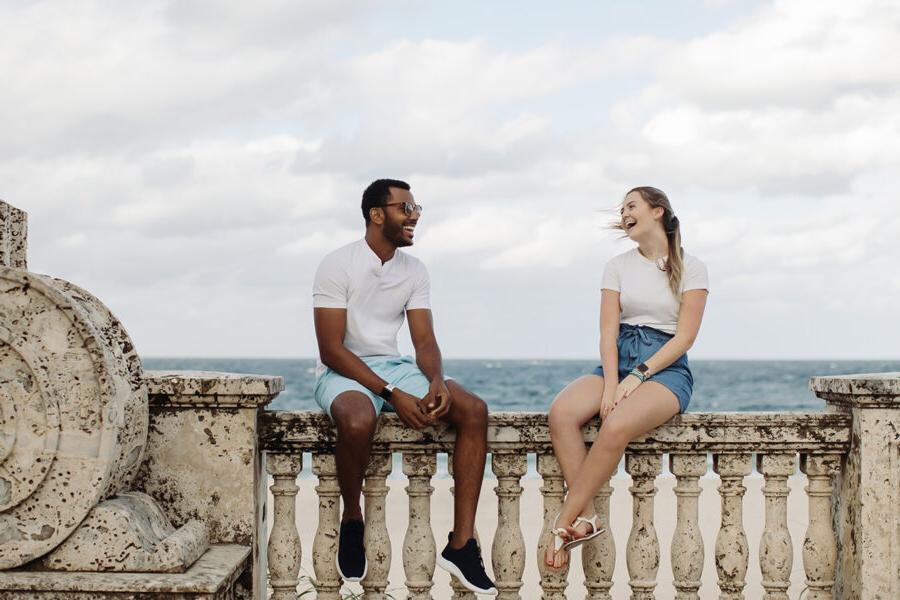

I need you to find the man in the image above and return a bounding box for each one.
[312,179,497,595]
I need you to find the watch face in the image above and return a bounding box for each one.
[637,363,649,373]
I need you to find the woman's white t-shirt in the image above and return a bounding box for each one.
[601,248,709,335]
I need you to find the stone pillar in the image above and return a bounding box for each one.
[0,200,27,270]
[135,371,283,600]
[811,373,900,600]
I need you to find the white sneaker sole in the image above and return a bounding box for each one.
[336,552,367,583]
[436,555,498,596]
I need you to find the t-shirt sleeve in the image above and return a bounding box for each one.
[682,256,709,292]
[312,255,349,308]
[600,258,621,292]
[406,261,431,310]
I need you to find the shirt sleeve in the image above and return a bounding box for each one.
[682,256,710,292]
[406,261,431,310]
[312,255,349,308]
[600,257,621,292]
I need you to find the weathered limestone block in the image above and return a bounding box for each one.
[810,372,900,600]
[0,201,27,270]
[136,371,282,600]
[42,491,208,573]
[0,544,250,599]
[0,268,147,569]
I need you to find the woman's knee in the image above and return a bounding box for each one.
[596,417,632,451]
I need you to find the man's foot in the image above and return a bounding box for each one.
[336,519,367,582]
[436,532,498,596]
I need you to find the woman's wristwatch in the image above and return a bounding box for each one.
[628,363,651,383]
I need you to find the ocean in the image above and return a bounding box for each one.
[143,358,899,478]
[142,358,900,413]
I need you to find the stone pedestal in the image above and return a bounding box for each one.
[0,544,249,599]
[811,372,900,600]
[136,371,283,600]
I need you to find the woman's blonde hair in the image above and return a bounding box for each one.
[614,186,684,298]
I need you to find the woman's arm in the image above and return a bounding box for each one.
[643,289,708,375]
[599,289,621,417]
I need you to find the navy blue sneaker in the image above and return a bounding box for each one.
[436,533,497,596]
[336,519,367,582]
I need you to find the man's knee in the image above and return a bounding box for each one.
[331,392,377,440]
[448,383,489,428]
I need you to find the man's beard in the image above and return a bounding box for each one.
[383,219,412,247]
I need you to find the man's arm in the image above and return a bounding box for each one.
[315,307,429,429]
[407,308,450,419]
[314,307,389,393]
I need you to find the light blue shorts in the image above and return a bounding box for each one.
[591,323,694,413]
[315,355,432,419]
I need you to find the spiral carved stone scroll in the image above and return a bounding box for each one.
[0,266,148,569]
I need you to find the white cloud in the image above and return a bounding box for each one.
[2,0,899,359]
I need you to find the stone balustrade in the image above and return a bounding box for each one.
[259,411,851,599]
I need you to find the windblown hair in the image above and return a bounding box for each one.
[361,179,411,223]
[614,186,684,298]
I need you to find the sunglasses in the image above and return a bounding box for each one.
[377,201,423,216]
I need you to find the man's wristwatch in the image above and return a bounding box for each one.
[378,383,395,401]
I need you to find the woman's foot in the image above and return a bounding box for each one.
[544,514,573,570]
[562,514,605,550]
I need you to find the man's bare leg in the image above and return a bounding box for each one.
[330,391,378,522]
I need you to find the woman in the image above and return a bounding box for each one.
[544,186,709,569]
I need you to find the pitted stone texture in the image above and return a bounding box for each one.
[0,544,250,599]
[814,373,900,600]
[42,491,208,573]
[0,268,147,568]
[0,202,27,270]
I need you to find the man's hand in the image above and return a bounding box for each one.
[421,378,452,421]
[391,389,430,430]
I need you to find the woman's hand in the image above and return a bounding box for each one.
[599,388,617,420]
[613,375,642,409]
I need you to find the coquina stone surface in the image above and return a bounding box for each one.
[0,267,147,569]
[811,373,900,600]
[0,201,27,270]
[137,371,282,600]
[0,543,250,599]
[41,491,208,573]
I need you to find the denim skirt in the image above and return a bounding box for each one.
[591,323,693,413]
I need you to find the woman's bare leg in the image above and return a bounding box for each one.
[546,381,679,569]
[548,375,605,488]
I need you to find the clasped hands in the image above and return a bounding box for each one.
[598,373,643,419]
[392,378,451,430]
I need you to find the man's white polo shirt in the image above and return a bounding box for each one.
[313,238,430,377]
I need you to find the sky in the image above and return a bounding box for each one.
[2,0,899,360]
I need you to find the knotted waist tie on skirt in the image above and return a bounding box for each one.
[618,324,666,367]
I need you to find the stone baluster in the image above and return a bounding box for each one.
[491,452,527,600]
[313,454,342,600]
[266,453,302,600]
[537,453,569,600]
[758,454,796,600]
[625,453,662,600]
[362,452,393,599]
[713,453,752,600]
[670,454,706,600]
[582,481,615,600]
[403,452,437,600]
[800,454,840,600]
[448,455,476,600]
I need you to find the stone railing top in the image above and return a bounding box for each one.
[145,370,284,408]
[810,372,900,403]
[260,410,851,454]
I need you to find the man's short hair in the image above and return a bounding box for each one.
[361,179,410,223]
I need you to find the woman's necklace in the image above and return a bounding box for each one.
[638,248,668,271]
